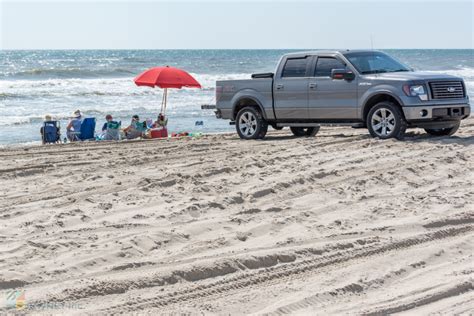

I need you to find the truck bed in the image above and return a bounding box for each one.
[216,78,273,120]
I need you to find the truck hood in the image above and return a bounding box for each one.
[363,71,462,82]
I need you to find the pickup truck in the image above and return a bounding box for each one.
[215,50,470,140]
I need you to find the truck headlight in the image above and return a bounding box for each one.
[403,84,428,101]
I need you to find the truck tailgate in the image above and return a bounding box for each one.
[216,79,273,120]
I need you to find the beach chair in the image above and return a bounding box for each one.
[103,121,121,141]
[79,118,96,141]
[42,121,61,144]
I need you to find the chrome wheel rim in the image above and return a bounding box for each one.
[239,112,257,137]
[371,108,396,137]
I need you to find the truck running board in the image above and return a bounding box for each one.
[276,123,321,128]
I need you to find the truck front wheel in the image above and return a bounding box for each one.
[367,102,407,140]
[424,122,460,136]
[236,106,268,140]
[290,126,320,137]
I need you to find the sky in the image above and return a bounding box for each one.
[0,0,473,49]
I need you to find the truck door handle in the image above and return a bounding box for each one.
[276,84,284,90]
[309,83,317,89]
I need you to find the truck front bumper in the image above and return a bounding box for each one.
[403,104,470,121]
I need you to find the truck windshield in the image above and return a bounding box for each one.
[343,52,410,75]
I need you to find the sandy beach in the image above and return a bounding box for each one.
[0,120,473,314]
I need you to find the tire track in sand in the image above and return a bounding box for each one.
[94,225,472,314]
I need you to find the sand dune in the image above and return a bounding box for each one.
[0,120,473,314]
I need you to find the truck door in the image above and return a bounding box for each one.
[308,56,358,119]
[273,57,310,119]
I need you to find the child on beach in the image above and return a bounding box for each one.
[100,114,121,141]
[153,113,168,129]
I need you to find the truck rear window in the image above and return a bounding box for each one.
[282,58,309,78]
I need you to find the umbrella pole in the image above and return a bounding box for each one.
[160,89,165,114]
[163,88,168,115]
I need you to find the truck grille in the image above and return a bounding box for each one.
[429,81,465,99]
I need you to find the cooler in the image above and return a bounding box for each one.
[150,128,168,138]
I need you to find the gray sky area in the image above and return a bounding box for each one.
[1,0,473,49]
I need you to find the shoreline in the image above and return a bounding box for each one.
[0,131,237,150]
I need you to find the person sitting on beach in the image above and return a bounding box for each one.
[153,113,168,129]
[101,114,121,141]
[66,110,82,142]
[40,114,60,144]
[123,114,145,139]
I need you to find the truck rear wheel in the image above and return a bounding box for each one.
[424,122,460,136]
[290,126,320,137]
[367,102,407,140]
[236,106,268,140]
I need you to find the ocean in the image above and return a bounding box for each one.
[0,49,473,145]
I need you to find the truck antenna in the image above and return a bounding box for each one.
[370,34,377,76]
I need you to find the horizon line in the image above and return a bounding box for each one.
[1,48,473,51]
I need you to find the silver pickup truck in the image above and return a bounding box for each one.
[215,50,470,140]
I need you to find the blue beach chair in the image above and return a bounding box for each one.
[79,118,96,141]
[42,121,61,144]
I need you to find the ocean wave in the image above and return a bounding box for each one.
[425,67,474,79]
[0,73,250,99]
[2,67,137,79]
[0,92,24,99]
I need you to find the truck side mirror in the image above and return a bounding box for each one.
[331,69,355,81]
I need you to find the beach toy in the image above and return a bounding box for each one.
[188,132,203,138]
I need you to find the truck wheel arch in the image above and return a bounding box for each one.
[232,97,266,120]
[362,92,404,121]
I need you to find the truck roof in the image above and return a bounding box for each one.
[283,49,383,58]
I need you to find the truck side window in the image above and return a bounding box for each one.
[314,57,346,77]
[282,58,309,78]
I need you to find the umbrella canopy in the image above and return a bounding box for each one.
[134,66,201,116]
[134,66,201,89]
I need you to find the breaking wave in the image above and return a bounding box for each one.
[2,68,137,79]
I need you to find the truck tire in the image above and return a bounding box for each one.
[367,102,407,140]
[425,122,460,136]
[236,106,268,140]
[290,126,320,137]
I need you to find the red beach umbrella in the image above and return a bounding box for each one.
[134,66,201,114]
